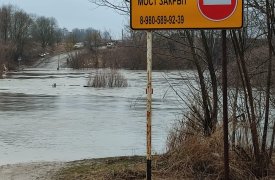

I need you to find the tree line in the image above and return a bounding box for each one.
[64,27,112,52]
[0,5,62,55]
[0,4,63,72]
[0,4,113,74]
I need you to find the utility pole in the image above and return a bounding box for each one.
[146,31,153,180]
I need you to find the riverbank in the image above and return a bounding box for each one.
[1,155,275,180]
[0,161,64,180]
[0,156,172,180]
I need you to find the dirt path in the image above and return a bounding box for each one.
[0,162,64,180]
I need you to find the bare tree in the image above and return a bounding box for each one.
[86,29,101,48]
[10,10,32,57]
[0,5,12,43]
[89,0,130,15]
[260,0,275,155]
[32,16,58,49]
[102,30,112,42]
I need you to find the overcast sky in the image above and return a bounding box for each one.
[0,0,127,39]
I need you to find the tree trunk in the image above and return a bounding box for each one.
[262,0,273,154]
[186,30,212,136]
[200,30,218,129]
[231,30,261,163]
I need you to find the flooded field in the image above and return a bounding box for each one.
[0,66,194,165]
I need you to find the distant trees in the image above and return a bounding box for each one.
[0,4,63,72]
[0,5,32,57]
[11,10,32,57]
[71,28,86,42]
[31,16,59,49]
[0,5,12,43]
[0,3,119,74]
[0,4,62,52]
[54,28,63,45]
[0,5,33,72]
[86,29,101,48]
[102,30,112,42]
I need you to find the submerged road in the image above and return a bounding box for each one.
[34,53,70,69]
[33,50,84,69]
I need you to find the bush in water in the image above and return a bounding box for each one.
[88,69,128,88]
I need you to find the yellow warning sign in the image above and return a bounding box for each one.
[131,0,243,29]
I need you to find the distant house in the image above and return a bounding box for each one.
[106,42,115,48]
[73,42,85,49]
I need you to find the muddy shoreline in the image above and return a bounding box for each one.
[0,161,65,180]
[0,156,152,180]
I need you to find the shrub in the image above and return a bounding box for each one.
[0,42,15,77]
[87,69,128,88]
[69,50,98,69]
[160,116,259,179]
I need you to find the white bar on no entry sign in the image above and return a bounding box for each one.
[203,0,231,5]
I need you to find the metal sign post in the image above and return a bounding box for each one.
[146,30,153,180]
[222,30,229,179]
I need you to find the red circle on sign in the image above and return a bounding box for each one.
[198,0,238,21]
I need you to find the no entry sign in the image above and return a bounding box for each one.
[198,0,238,21]
[131,0,243,29]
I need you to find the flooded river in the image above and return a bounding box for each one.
[0,60,194,165]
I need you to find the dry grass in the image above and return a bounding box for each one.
[53,156,146,180]
[160,121,257,179]
[53,121,274,179]
[87,69,128,88]
[53,156,180,180]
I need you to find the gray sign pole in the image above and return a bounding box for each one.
[146,30,153,180]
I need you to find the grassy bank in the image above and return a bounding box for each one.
[53,143,275,180]
[53,156,172,180]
